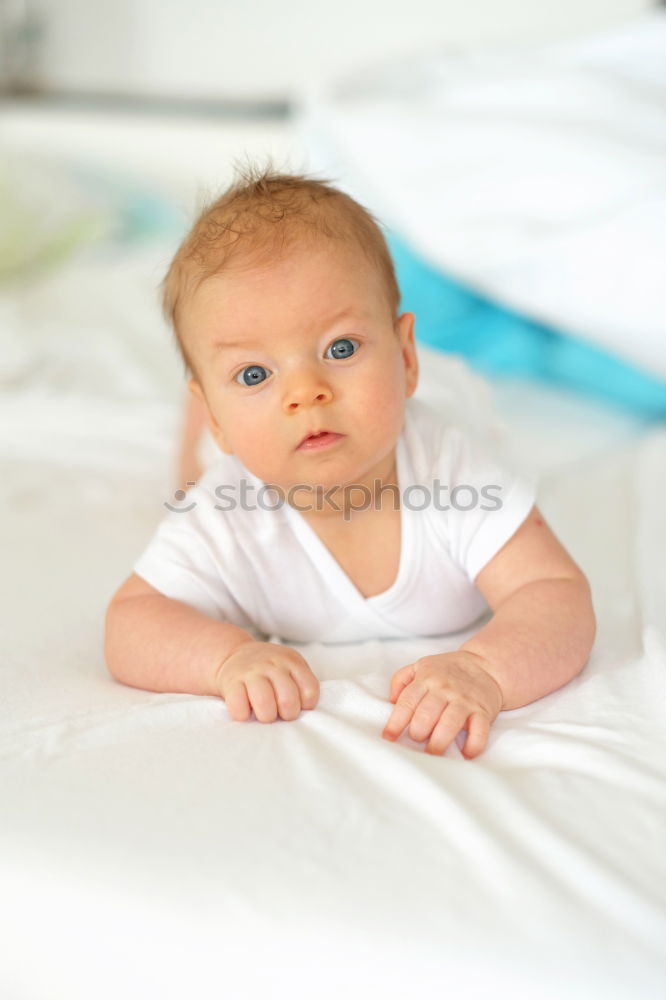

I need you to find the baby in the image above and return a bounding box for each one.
[105,161,596,759]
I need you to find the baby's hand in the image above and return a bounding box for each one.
[382,651,503,759]
[214,640,320,723]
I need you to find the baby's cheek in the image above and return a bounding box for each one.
[372,384,407,431]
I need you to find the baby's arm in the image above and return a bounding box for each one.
[175,387,208,489]
[383,506,595,756]
[458,505,596,710]
[105,573,319,720]
[105,572,252,696]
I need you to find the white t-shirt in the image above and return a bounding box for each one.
[133,397,537,643]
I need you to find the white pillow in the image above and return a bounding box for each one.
[293,12,666,378]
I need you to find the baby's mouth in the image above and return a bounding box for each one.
[297,431,345,451]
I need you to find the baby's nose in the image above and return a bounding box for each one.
[282,371,333,411]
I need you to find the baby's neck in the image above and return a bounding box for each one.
[269,456,399,524]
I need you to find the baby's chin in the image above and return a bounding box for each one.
[260,477,349,497]
[243,457,350,490]
[240,441,398,494]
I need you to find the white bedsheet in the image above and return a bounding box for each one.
[1,237,665,999]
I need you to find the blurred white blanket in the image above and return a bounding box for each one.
[294,10,666,376]
[1,244,665,999]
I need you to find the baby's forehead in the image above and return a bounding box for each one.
[229,236,369,275]
[179,233,394,345]
[198,240,378,299]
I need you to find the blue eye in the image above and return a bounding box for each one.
[326,338,359,360]
[235,364,271,387]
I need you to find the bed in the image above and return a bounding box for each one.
[1,13,665,1000]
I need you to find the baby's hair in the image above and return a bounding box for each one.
[160,155,401,381]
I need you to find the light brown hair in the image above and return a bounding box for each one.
[160,156,401,381]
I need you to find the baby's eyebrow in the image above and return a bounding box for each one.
[213,338,264,353]
[212,307,366,355]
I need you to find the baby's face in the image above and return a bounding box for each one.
[184,243,418,501]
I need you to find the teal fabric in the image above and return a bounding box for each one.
[69,165,186,245]
[387,231,666,420]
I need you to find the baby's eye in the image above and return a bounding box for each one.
[235,364,271,387]
[325,338,360,360]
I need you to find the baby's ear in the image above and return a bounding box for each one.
[187,377,204,402]
[397,312,419,398]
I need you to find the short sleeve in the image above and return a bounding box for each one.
[434,428,538,583]
[133,513,254,630]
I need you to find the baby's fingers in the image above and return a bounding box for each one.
[425,704,470,756]
[223,679,252,722]
[244,674,280,723]
[389,663,416,703]
[270,670,308,721]
[287,658,320,711]
[461,712,492,760]
[382,689,422,742]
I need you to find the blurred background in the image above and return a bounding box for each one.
[1,0,665,496]
[2,0,657,99]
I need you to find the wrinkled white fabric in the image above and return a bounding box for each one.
[2,335,664,1000]
[2,109,665,1000]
